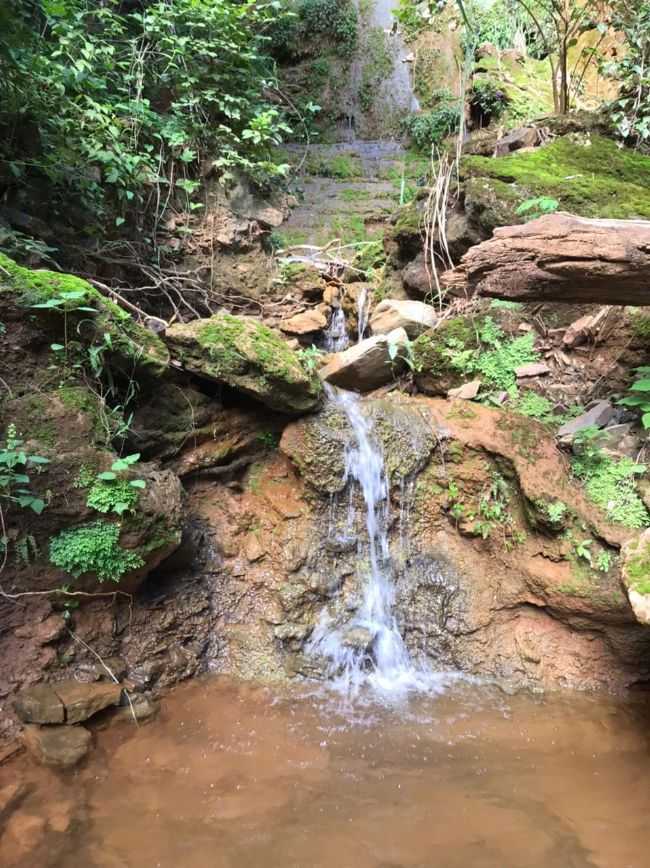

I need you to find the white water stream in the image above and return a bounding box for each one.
[307,386,443,698]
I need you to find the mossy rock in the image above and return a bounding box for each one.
[412,317,479,396]
[165,312,322,414]
[461,135,650,235]
[622,529,650,626]
[0,253,169,376]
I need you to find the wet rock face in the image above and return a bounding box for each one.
[22,724,91,769]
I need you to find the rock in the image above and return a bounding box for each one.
[494,126,540,157]
[444,213,650,305]
[165,312,322,413]
[341,626,374,651]
[13,685,64,725]
[557,400,616,440]
[113,694,159,724]
[318,328,409,392]
[0,782,28,825]
[279,309,328,336]
[2,812,46,864]
[369,299,437,338]
[401,254,430,297]
[244,534,266,563]
[448,380,481,400]
[52,680,122,724]
[622,530,650,626]
[22,724,91,769]
[515,362,550,379]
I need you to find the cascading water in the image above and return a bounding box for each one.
[307,385,435,698]
[323,307,350,352]
[357,286,369,343]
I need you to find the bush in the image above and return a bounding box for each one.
[402,93,461,150]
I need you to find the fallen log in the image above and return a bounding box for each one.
[442,213,650,305]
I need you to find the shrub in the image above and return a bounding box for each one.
[402,92,461,150]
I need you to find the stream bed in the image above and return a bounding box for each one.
[5,676,650,867]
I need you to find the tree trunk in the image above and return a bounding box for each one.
[442,213,650,305]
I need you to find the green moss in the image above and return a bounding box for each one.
[629,310,650,340]
[463,135,650,220]
[626,542,650,594]
[0,253,168,374]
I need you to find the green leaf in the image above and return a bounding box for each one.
[642,412,650,429]
[115,217,125,227]
[50,343,65,351]
[129,479,146,489]
[630,379,650,391]
[97,471,117,481]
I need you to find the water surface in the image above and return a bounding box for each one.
[6,677,650,867]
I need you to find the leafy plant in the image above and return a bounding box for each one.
[516,197,560,220]
[402,92,461,150]
[574,538,593,565]
[49,520,144,583]
[572,428,649,529]
[469,79,508,124]
[0,424,49,515]
[596,550,613,573]
[297,345,323,374]
[85,453,145,516]
[618,366,650,428]
[546,500,567,524]
[516,391,555,422]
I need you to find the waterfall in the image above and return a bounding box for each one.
[307,386,433,698]
[357,287,369,343]
[323,307,349,352]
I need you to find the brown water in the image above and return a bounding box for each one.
[4,677,650,868]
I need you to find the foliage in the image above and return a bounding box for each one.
[515,390,555,422]
[49,519,144,583]
[602,2,650,150]
[515,196,560,220]
[270,0,358,58]
[469,79,508,123]
[358,28,394,112]
[546,500,567,524]
[471,323,538,391]
[572,428,649,529]
[297,345,323,373]
[402,91,460,150]
[618,365,650,428]
[0,424,49,516]
[85,453,145,516]
[0,0,292,248]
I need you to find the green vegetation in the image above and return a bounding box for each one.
[572,429,649,529]
[0,0,293,255]
[85,454,145,517]
[463,136,650,220]
[618,366,650,429]
[515,391,555,423]
[603,3,650,150]
[625,541,650,595]
[49,520,144,583]
[402,91,461,151]
[0,424,49,517]
[358,28,394,112]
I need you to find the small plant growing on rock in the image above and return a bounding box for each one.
[618,366,650,429]
[86,453,145,517]
[49,520,144,583]
[0,424,49,515]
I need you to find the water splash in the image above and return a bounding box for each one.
[307,386,437,700]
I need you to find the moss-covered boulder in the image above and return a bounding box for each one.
[461,134,650,237]
[622,530,650,626]
[412,317,479,396]
[165,312,322,413]
[0,253,169,376]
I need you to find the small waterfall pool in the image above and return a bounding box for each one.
[8,676,650,867]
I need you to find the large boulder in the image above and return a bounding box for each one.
[370,299,437,338]
[14,681,121,725]
[22,724,91,769]
[318,328,408,391]
[166,312,322,413]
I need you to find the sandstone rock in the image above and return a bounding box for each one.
[52,680,122,724]
[515,362,550,379]
[622,530,650,626]
[494,126,540,157]
[244,534,266,563]
[13,685,64,725]
[557,400,616,441]
[279,308,328,336]
[166,312,322,413]
[370,299,437,338]
[448,380,481,400]
[0,782,28,825]
[318,328,408,392]
[444,213,650,305]
[22,724,91,769]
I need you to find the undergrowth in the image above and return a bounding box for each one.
[49,520,144,583]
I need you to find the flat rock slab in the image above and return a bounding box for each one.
[319,327,408,391]
[557,400,616,440]
[14,681,121,725]
[13,685,64,725]
[22,724,91,769]
[53,681,122,725]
